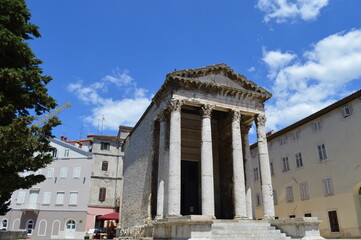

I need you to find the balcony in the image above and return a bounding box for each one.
[18,203,40,212]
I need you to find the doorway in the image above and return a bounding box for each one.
[181,161,200,215]
[65,220,76,238]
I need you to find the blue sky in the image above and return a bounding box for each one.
[27,0,361,142]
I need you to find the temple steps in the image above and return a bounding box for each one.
[210,220,292,240]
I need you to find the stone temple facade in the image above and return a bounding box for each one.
[120,64,323,240]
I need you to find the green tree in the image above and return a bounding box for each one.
[0,0,60,214]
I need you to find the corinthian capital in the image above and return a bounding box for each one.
[201,104,215,118]
[158,111,166,122]
[169,99,183,112]
[255,114,266,128]
[232,110,241,122]
[241,124,252,134]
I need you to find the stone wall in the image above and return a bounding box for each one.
[0,231,27,240]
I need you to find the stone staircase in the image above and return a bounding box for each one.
[211,220,292,240]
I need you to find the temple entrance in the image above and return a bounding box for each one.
[181,161,200,215]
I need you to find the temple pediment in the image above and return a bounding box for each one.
[153,63,272,104]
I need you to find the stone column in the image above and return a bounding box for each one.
[200,104,215,217]
[232,111,247,219]
[167,99,183,217]
[156,112,166,219]
[241,124,254,219]
[255,114,275,219]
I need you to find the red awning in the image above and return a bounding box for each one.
[97,212,119,220]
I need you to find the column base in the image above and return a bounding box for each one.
[234,215,248,220]
[262,215,275,220]
[155,215,163,220]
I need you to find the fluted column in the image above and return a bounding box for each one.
[200,104,215,217]
[241,124,254,219]
[255,114,275,219]
[156,112,166,219]
[232,111,247,219]
[167,99,183,217]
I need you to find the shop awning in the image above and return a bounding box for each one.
[97,212,119,220]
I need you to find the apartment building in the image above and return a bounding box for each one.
[0,138,93,239]
[251,89,361,238]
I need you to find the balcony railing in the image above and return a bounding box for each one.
[18,203,40,211]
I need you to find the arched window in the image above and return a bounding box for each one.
[99,187,106,201]
[26,220,34,235]
[1,219,8,230]
[101,161,108,171]
[66,220,76,230]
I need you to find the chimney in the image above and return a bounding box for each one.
[64,137,68,142]
[61,136,64,141]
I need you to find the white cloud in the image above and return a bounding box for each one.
[256,0,329,23]
[68,69,151,131]
[248,67,256,72]
[263,29,361,130]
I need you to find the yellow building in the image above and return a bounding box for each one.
[251,89,361,238]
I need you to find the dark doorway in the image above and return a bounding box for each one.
[181,161,200,215]
[328,210,340,232]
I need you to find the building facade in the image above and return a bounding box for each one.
[251,89,361,238]
[0,138,93,239]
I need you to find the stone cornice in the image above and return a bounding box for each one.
[152,64,271,105]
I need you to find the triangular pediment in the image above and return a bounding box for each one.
[167,63,271,97]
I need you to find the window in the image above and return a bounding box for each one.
[64,148,69,157]
[256,193,261,207]
[300,183,309,200]
[341,105,352,118]
[47,168,55,179]
[291,131,299,141]
[73,167,81,178]
[99,188,106,202]
[304,213,312,217]
[295,152,303,168]
[1,219,8,230]
[69,192,78,205]
[17,191,26,204]
[328,211,340,232]
[317,144,328,161]
[273,191,278,205]
[101,142,110,151]
[42,192,51,205]
[101,161,108,171]
[323,177,334,196]
[253,167,259,181]
[60,167,68,179]
[26,220,34,235]
[66,220,76,230]
[286,186,293,202]
[270,162,275,176]
[282,157,290,172]
[279,137,287,146]
[289,215,296,218]
[312,121,322,132]
[56,192,65,205]
[52,149,57,158]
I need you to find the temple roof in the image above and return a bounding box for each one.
[153,63,272,103]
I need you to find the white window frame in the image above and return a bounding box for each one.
[300,182,309,200]
[69,192,78,206]
[55,192,65,205]
[286,186,294,202]
[60,167,68,179]
[47,168,55,179]
[100,142,110,151]
[42,192,51,205]
[295,152,303,168]
[341,105,352,118]
[26,219,34,235]
[317,143,328,161]
[73,167,81,178]
[291,130,300,141]
[282,156,290,172]
[279,136,287,146]
[322,177,334,196]
[16,191,26,204]
[312,120,322,132]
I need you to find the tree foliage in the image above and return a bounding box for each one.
[0,0,60,214]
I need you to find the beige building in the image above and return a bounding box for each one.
[251,89,361,238]
[120,64,324,240]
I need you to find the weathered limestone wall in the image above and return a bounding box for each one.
[121,98,170,228]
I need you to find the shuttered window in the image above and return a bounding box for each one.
[73,167,81,178]
[99,188,106,201]
[101,161,108,171]
[42,192,51,204]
